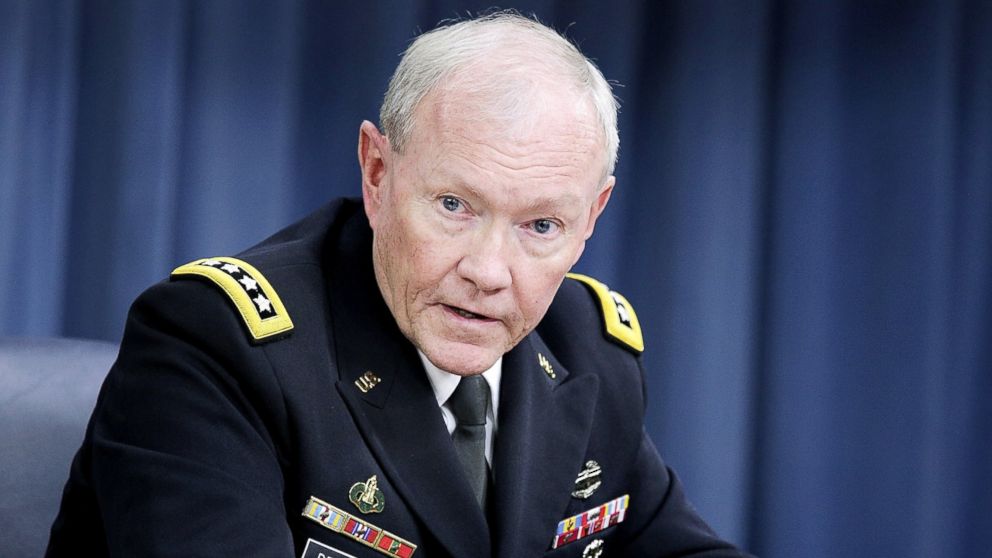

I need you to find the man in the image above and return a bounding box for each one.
[47,13,751,558]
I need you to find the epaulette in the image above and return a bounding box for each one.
[566,273,644,353]
[171,257,294,344]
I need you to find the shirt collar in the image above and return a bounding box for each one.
[418,350,502,421]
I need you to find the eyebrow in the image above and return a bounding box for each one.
[521,194,584,214]
[452,180,585,215]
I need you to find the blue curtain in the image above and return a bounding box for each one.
[2,1,989,556]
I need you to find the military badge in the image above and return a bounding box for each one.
[355,371,382,393]
[303,497,347,531]
[571,460,602,499]
[538,352,556,379]
[582,539,605,558]
[551,494,629,549]
[302,496,416,557]
[349,475,385,514]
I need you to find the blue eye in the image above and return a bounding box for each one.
[532,219,557,235]
[441,196,461,212]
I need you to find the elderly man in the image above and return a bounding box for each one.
[47,13,750,558]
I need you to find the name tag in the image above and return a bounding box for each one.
[301,537,359,558]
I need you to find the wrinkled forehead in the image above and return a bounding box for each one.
[411,77,608,178]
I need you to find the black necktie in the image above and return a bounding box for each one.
[448,375,490,509]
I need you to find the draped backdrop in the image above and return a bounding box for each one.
[2,1,990,556]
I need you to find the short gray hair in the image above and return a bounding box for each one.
[380,12,620,175]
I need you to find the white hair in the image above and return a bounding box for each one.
[380,11,620,175]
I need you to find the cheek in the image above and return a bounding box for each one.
[401,222,462,291]
[376,215,422,299]
[515,268,567,322]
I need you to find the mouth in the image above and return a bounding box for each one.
[442,304,497,322]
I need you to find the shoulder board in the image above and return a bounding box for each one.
[171,257,294,344]
[566,272,644,353]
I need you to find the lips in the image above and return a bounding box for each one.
[443,304,496,322]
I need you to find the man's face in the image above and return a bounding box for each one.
[359,86,614,375]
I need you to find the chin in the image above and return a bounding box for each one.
[422,342,501,376]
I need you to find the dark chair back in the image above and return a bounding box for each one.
[0,337,117,556]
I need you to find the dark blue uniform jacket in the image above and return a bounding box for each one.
[47,198,749,558]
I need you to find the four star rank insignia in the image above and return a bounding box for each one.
[566,273,643,353]
[171,256,293,343]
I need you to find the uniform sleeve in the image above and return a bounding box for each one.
[48,279,295,557]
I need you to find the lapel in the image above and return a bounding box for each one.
[491,333,600,558]
[327,216,491,558]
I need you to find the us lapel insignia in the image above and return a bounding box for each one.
[571,460,602,499]
[550,494,629,549]
[355,370,382,393]
[583,539,605,558]
[538,352,556,379]
[349,475,385,514]
[302,496,417,557]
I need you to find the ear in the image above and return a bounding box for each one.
[358,120,391,228]
[583,176,615,240]
[570,176,616,267]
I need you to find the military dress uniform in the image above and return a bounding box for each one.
[46,198,750,558]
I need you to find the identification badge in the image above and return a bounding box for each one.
[301,537,359,558]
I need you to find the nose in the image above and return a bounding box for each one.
[456,225,512,293]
